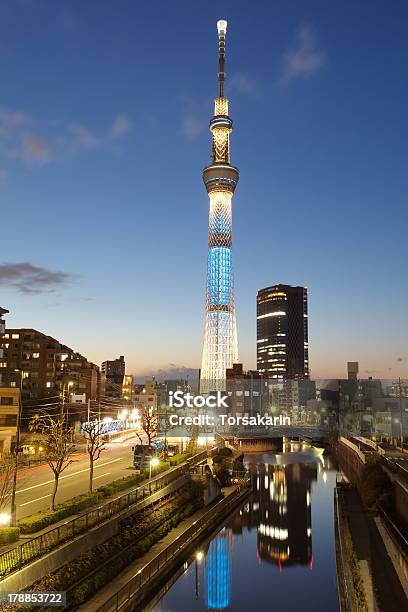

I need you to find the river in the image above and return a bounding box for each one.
[147,448,339,612]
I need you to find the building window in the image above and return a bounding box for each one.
[0,362,6,368]
[0,397,13,405]
[11,334,20,339]
[0,415,17,427]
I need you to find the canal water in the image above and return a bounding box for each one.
[148,449,339,612]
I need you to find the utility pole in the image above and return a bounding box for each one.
[10,369,24,527]
[397,377,404,449]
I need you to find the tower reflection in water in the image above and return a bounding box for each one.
[205,528,232,610]
[203,462,318,610]
[232,462,317,568]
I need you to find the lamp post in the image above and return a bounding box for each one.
[392,377,404,449]
[62,381,74,418]
[195,551,203,599]
[10,369,25,527]
[149,456,159,480]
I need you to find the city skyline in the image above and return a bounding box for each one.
[1,1,408,379]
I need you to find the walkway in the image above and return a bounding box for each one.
[79,486,238,612]
[342,488,407,611]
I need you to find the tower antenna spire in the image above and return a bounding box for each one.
[217,20,227,97]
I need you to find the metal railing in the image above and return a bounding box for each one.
[98,485,250,612]
[334,485,353,612]
[0,449,213,579]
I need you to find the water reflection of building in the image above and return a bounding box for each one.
[232,462,317,568]
[206,528,232,610]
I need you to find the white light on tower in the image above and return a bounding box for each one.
[217,20,227,34]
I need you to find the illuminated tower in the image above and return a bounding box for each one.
[200,20,239,394]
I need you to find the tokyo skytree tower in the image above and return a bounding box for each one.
[200,20,239,394]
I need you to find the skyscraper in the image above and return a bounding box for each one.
[257,284,309,379]
[200,20,239,394]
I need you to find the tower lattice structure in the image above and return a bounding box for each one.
[200,20,239,394]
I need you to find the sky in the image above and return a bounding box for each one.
[1,0,408,380]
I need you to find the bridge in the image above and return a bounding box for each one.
[217,425,331,452]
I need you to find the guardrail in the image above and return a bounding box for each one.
[333,485,353,612]
[0,448,215,580]
[381,455,408,482]
[339,436,367,463]
[98,485,250,612]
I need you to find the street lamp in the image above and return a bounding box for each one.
[149,456,159,479]
[195,550,204,599]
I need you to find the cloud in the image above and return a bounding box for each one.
[229,73,256,94]
[21,134,51,164]
[110,115,132,139]
[0,107,132,173]
[280,25,327,86]
[0,262,73,294]
[0,110,28,130]
[69,124,100,149]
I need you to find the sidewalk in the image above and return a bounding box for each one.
[0,462,184,556]
[342,488,407,612]
[79,486,238,612]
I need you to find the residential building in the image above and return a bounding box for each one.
[0,386,18,454]
[0,307,9,387]
[225,364,315,417]
[134,379,157,414]
[122,374,134,402]
[102,356,125,399]
[347,362,359,380]
[0,328,103,423]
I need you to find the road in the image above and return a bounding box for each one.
[15,436,138,520]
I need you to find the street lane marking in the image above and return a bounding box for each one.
[93,472,111,480]
[16,458,124,494]
[19,493,51,507]
[19,473,111,507]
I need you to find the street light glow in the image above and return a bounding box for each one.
[0,513,11,526]
[151,457,159,467]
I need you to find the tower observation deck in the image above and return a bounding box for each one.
[200,20,239,394]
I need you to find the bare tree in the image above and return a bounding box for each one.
[141,405,157,446]
[32,414,76,510]
[81,418,106,492]
[0,455,15,513]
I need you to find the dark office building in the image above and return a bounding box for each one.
[257,284,309,380]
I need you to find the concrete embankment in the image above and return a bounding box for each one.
[80,486,250,612]
[0,475,189,593]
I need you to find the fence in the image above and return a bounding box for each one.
[98,485,250,612]
[0,448,214,579]
[333,485,353,612]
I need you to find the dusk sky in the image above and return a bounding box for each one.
[1,0,407,380]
